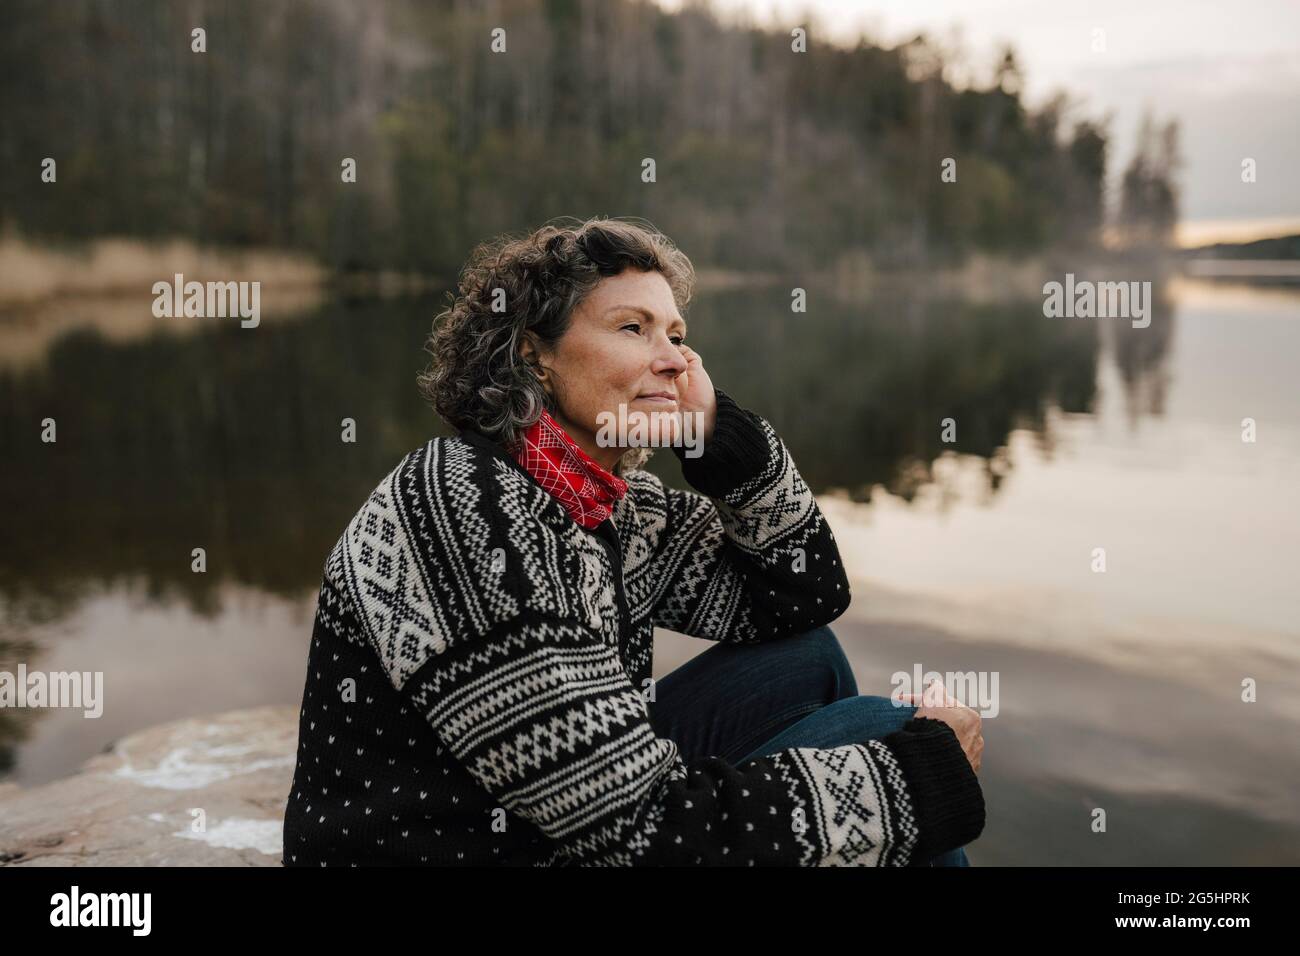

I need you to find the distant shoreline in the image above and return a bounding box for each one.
[4,233,1298,312]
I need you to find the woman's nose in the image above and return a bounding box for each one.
[652,334,687,373]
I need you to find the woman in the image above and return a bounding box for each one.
[282,216,985,866]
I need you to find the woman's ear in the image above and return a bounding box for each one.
[518,333,543,377]
[519,334,552,401]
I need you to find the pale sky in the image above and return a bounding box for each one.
[656,0,1300,245]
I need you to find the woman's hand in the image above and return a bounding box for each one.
[898,679,984,774]
[674,345,716,448]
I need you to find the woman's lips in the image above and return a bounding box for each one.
[634,395,678,404]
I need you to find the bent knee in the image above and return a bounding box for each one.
[792,625,857,696]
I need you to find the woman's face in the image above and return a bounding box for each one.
[523,268,689,471]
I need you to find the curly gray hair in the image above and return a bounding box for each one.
[418,216,697,476]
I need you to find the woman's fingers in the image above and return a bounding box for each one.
[896,687,961,707]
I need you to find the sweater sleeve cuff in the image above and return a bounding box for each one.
[671,387,772,498]
[880,717,985,864]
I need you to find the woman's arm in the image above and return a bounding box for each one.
[636,387,852,642]
[399,605,983,866]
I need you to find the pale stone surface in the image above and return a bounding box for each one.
[0,705,297,866]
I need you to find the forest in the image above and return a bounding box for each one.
[0,0,1178,280]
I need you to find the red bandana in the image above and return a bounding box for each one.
[508,409,628,529]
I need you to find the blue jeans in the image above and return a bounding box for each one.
[648,624,972,866]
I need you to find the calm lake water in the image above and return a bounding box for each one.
[2,273,1297,865]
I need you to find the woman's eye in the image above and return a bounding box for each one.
[621,323,683,346]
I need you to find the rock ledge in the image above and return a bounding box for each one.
[0,706,296,866]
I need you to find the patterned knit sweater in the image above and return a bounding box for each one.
[282,388,985,866]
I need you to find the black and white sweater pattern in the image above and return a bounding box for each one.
[283,388,984,866]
